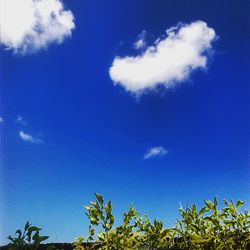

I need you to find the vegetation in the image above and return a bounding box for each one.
[6,221,49,250]
[74,193,250,250]
[4,194,250,250]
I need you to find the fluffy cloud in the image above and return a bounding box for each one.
[109,21,216,94]
[144,146,168,159]
[0,0,75,54]
[19,131,42,144]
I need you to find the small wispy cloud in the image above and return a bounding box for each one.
[19,131,42,144]
[0,0,75,54]
[109,21,216,94]
[0,117,3,123]
[134,30,146,50]
[16,115,26,125]
[144,146,168,159]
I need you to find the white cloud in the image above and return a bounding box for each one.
[134,30,146,50]
[134,38,145,50]
[0,117,3,123]
[0,0,75,54]
[109,21,216,94]
[19,130,42,144]
[16,115,27,125]
[144,146,168,159]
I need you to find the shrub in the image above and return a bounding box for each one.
[4,195,250,250]
[75,194,250,250]
[7,221,49,250]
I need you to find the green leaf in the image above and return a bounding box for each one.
[28,226,41,232]
[236,200,245,209]
[85,205,92,211]
[32,231,40,243]
[95,193,104,205]
[24,221,31,231]
[90,217,99,225]
[39,235,49,243]
[198,206,208,216]
[105,200,113,216]
[15,229,22,238]
[214,197,218,207]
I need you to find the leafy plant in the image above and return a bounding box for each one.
[136,217,175,249]
[75,193,115,250]
[6,195,250,250]
[107,205,142,250]
[176,198,250,249]
[76,194,250,250]
[73,236,86,250]
[7,221,49,250]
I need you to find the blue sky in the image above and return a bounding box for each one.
[0,0,250,244]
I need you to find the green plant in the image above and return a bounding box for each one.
[76,194,250,250]
[6,195,250,250]
[73,236,86,250]
[175,198,250,249]
[107,205,142,250]
[75,193,144,250]
[136,217,175,249]
[7,221,49,250]
[75,192,115,250]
